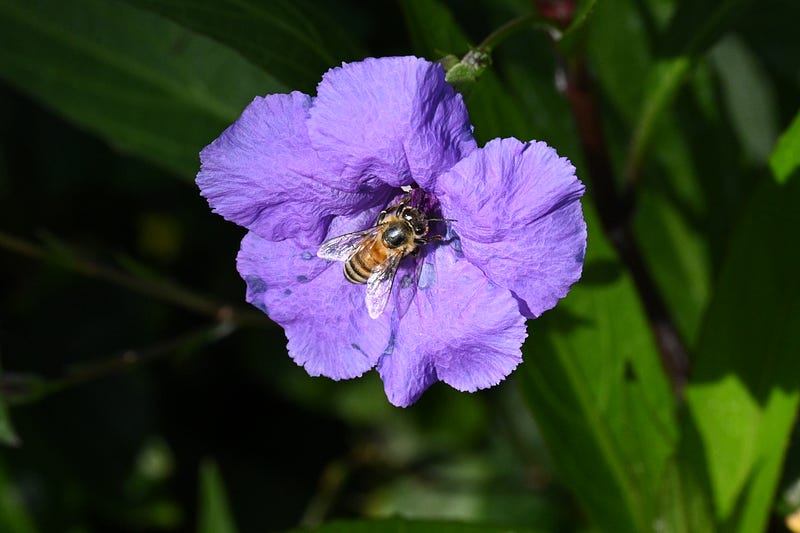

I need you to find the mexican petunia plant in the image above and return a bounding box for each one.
[197,56,586,406]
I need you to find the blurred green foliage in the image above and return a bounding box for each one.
[0,0,798,532]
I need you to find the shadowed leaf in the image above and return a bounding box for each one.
[0,0,285,179]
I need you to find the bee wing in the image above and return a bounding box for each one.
[317,227,379,262]
[365,251,403,319]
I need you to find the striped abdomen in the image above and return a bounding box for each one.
[344,237,388,284]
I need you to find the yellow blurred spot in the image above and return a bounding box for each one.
[786,509,800,532]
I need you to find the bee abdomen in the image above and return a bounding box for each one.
[344,253,373,284]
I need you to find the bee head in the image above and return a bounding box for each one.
[400,206,429,237]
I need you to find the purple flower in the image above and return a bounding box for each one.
[197,56,586,407]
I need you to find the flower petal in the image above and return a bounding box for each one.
[308,56,476,192]
[377,245,526,407]
[198,92,377,246]
[237,231,392,380]
[437,138,587,318]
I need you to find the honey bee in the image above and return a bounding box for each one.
[317,195,441,319]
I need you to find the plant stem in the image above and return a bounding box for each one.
[0,322,236,405]
[477,12,546,52]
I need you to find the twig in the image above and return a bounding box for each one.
[0,322,236,405]
[0,230,273,328]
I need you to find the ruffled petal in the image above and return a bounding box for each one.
[308,56,476,192]
[377,245,527,407]
[237,231,392,380]
[198,92,378,246]
[436,138,586,318]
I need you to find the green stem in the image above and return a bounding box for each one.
[477,12,547,52]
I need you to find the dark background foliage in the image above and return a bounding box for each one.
[0,1,799,532]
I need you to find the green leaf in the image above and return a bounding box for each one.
[0,364,20,447]
[198,460,238,533]
[281,518,548,533]
[676,177,800,532]
[658,0,754,57]
[124,0,363,93]
[0,460,38,533]
[0,0,285,179]
[770,110,800,184]
[587,0,660,126]
[401,0,472,59]
[558,0,598,54]
[709,36,779,164]
[0,398,19,448]
[517,204,679,533]
[617,1,758,182]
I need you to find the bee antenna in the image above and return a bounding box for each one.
[427,218,456,222]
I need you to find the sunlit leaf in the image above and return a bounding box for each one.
[0,0,285,179]
[677,177,800,532]
[769,110,800,184]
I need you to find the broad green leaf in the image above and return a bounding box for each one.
[656,456,716,533]
[518,205,678,533]
[631,66,725,346]
[614,0,757,180]
[587,0,657,126]
[198,460,238,533]
[678,177,800,532]
[770,110,800,184]
[0,0,285,179]
[632,123,712,345]
[281,518,547,533]
[124,0,363,93]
